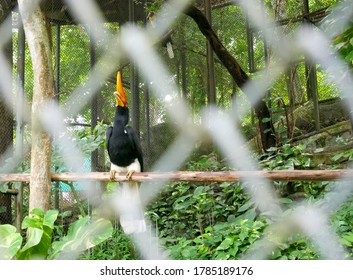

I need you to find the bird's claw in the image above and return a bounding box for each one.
[110,170,116,181]
[126,170,135,181]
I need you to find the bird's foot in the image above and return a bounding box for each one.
[126,170,135,181]
[110,170,116,181]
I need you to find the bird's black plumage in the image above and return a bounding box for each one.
[106,106,143,172]
[106,71,146,235]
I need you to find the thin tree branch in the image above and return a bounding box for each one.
[0,170,351,183]
[184,5,276,150]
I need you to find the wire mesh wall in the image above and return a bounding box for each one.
[1,0,353,260]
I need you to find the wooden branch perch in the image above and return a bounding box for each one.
[0,170,352,183]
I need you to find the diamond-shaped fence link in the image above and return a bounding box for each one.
[1,0,353,260]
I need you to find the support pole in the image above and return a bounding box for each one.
[15,17,25,230]
[54,23,61,210]
[145,83,151,163]
[55,24,61,101]
[263,25,271,111]
[204,0,216,105]
[0,11,13,226]
[246,15,255,125]
[181,38,188,99]
[304,0,320,132]
[246,17,255,73]
[89,27,99,216]
[306,63,320,131]
[129,0,140,136]
[90,28,98,171]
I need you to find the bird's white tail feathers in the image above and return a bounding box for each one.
[166,42,174,59]
[116,182,146,235]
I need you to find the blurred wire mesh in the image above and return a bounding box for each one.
[0,0,353,259]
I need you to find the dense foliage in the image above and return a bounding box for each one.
[0,208,113,259]
[81,147,353,260]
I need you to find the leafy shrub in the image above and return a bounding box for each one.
[167,212,266,260]
[331,198,353,258]
[80,228,135,260]
[145,149,353,260]
[0,208,113,260]
[145,152,264,259]
[260,144,331,198]
[271,235,320,260]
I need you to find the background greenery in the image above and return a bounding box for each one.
[3,0,353,260]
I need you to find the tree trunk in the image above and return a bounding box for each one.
[185,5,276,150]
[18,1,55,211]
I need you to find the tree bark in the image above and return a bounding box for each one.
[185,5,276,150]
[18,1,55,211]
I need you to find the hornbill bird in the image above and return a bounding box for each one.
[106,71,146,235]
[147,11,174,59]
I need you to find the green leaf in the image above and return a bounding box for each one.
[17,226,56,260]
[216,237,233,251]
[340,237,351,247]
[331,153,344,162]
[227,215,236,223]
[49,217,113,259]
[271,248,282,259]
[342,233,353,243]
[239,228,248,242]
[181,247,196,259]
[30,208,45,219]
[237,202,252,213]
[346,50,353,62]
[173,194,193,210]
[193,186,205,197]
[43,210,59,229]
[0,184,9,193]
[22,209,44,230]
[17,228,44,259]
[279,198,293,205]
[215,251,230,260]
[0,225,23,260]
[17,209,58,260]
[229,245,239,256]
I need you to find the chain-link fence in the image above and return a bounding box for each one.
[1,0,353,260]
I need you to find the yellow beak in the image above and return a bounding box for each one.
[115,71,127,107]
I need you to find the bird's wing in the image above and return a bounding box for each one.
[126,126,144,172]
[106,126,113,160]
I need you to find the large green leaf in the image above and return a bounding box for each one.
[49,217,113,259]
[17,209,59,260]
[216,237,233,251]
[21,208,45,229]
[44,210,60,228]
[17,228,44,259]
[0,225,23,260]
